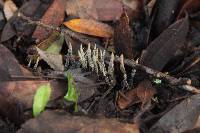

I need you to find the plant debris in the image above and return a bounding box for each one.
[114,12,134,58]
[0,0,200,132]
[140,16,189,71]
[150,94,200,133]
[65,0,123,21]
[117,79,156,110]
[17,110,140,133]
[32,0,65,41]
[64,19,114,38]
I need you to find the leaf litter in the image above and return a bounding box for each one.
[0,0,200,132]
[65,0,123,21]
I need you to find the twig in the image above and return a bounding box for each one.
[180,85,200,93]
[17,12,106,51]
[10,75,66,80]
[106,57,200,93]
[17,13,200,93]
[105,56,191,86]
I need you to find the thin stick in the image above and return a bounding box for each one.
[17,12,106,51]
[18,13,200,93]
[115,58,200,93]
[10,75,66,80]
[105,56,192,86]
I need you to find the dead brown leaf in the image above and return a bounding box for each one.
[32,0,65,41]
[150,94,200,133]
[0,45,66,123]
[0,44,24,81]
[117,80,156,110]
[1,0,49,42]
[68,68,97,103]
[17,110,140,133]
[64,19,114,38]
[19,0,41,16]
[65,0,123,21]
[1,22,16,42]
[177,0,200,19]
[120,0,143,19]
[0,80,66,123]
[140,16,189,71]
[114,12,134,58]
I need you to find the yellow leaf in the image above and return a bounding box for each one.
[64,19,114,38]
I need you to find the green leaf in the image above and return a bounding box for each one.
[154,79,162,84]
[45,33,64,54]
[33,83,52,117]
[64,72,78,111]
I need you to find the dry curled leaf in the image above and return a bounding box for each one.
[32,0,65,41]
[65,0,123,21]
[117,80,156,110]
[64,19,114,38]
[114,12,134,58]
[140,16,189,71]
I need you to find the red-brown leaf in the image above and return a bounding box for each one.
[65,0,123,21]
[114,12,134,58]
[32,0,65,42]
[117,80,156,110]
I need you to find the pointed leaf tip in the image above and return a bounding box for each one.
[33,83,51,117]
[64,19,114,38]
